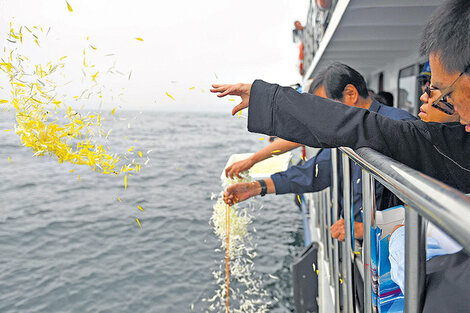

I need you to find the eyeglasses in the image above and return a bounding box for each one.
[424,85,455,115]
[425,66,470,115]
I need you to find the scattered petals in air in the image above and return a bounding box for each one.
[259,138,264,140]
[124,175,128,189]
[189,86,195,90]
[111,108,116,115]
[78,175,81,182]
[138,151,142,158]
[137,205,144,211]
[177,167,181,171]
[117,197,122,202]
[0,24,145,189]
[7,157,12,163]
[89,44,97,50]
[297,195,301,205]
[65,1,73,12]
[0,100,8,104]
[228,99,235,102]
[271,150,281,153]
[135,37,144,41]
[166,92,175,100]
[136,218,142,228]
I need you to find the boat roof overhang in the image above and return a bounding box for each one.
[304,0,442,80]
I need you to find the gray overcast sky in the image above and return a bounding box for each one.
[0,0,309,112]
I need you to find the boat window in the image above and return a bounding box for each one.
[398,65,417,115]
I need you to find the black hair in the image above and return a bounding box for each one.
[420,0,470,73]
[307,62,369,100]
[377,91,394,107]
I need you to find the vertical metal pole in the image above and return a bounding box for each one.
[342,153,354,313]
[362,171,372,313]
[331,149,341,313]
[322,192,330,261]
[326,188,334,281]
[316,193,321,228]
[404,209,426,313]
[369,175,377,309]
[319,191,325,247]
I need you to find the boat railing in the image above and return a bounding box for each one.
[310,147,470,313]
[303,0,339,73]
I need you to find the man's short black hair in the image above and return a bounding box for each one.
[308,62,369,100]
[420,0,470,74]
[377,91,394,107]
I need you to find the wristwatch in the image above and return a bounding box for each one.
[257,180,267,197]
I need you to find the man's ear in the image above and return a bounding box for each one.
[342,84,359,106]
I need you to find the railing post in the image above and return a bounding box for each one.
[369,175,377,309]
[318,191,325,247]
[362,171,373,313]
[322,192,330,262]
[405,209,426,313]
[331,148,341,313]
[342,152,354,313]
[326,188,334,281]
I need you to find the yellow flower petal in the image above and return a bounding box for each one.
[166,92,175,100]
[137,205,144,211]
[136,218,142,228]
[66,0,73,12]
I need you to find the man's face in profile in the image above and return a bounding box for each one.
[430,53,470,131]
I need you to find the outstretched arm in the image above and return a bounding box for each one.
[225,138,301,179]
[223,179,276,205]
[212,80,470,191]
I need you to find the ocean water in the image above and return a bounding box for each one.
[0,111,304,313]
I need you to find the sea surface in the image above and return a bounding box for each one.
[0,111,304,313]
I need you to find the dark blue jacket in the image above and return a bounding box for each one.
[270,99,416,221]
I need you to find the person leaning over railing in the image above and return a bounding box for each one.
[222,63,415,239]
[387,86,461,295]
[210,1,470,311]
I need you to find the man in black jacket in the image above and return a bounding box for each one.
[211,1,470,312]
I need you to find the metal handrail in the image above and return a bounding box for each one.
[340,147,470,252]
[308,146,470,313]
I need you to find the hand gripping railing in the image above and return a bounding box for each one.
[335,147,470,313]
